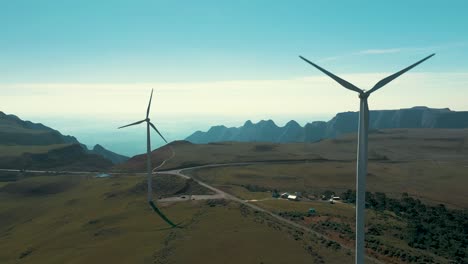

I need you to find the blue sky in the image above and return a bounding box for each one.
[1,1,468,155]
[1,0,467,82]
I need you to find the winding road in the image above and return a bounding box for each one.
[0,162,381,263]
[158,166,382,264]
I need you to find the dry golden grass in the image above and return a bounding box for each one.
[2,128,466,263]
[117,128,468,172]
[189,159,468,209]
[0,175,358,264]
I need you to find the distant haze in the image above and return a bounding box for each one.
[22,113,330,157]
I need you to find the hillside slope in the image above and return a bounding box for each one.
[0,175,357,264]
[0,144,113,171]
[0,111,128,165]
[0,112,78,145]
[91,144,128,164]
[117,128,468,172]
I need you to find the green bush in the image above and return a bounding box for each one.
[342,190,468,262]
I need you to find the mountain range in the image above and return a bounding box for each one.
[0,144,114,171]
[0,111,128,168]
[185,106,468,144]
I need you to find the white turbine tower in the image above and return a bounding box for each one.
[299,53,434,263]
[119,89,178,228]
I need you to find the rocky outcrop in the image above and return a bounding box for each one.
[91,144,129,164]
[185,107,468,144]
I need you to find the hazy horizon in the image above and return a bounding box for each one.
[5,104,465,157]
[10,112,331,157]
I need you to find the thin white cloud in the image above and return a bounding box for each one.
[318,48,404,62]
[358,48,402,55]
[317,41,467,63]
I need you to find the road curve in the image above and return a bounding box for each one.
[0,162,382,263]
[158,167,383,264]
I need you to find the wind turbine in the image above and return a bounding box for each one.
[118,89,178,228]
[299,54,434,263]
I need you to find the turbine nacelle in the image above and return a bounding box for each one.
[359,92,369,99]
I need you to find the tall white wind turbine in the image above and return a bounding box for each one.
[299,53,434,263]
[119,89,178,228]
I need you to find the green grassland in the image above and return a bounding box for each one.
[117,128,468,172]
[115,140,325,172]
[2,128,467,263]
[0,144,71,157]
[0,174,365,264]
[187,160,468,208]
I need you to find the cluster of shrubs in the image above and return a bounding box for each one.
[241,184,270,192]
[239,204,250,217]
[341,190,468,263]
[205,199,227,207]
[317,236,341,250]
[366,236,436,263]
[320,190,335,200]
[317,221,354,240]
[278,211,311,220]
[304,245,325,264]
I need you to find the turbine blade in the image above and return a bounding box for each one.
[118,119,146,129]
[146,89,154,119]
[367,53,435,94]
[299,55,362,94]
[149,122,168,143]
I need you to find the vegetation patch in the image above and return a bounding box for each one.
[342,190,468,263]
[240,183,270,192]
[0,177,79,196]
[205,199,228,207]
[105,174,214,199]
[0,171,20,182]
[279,211,311,220]
[253,144,277,152]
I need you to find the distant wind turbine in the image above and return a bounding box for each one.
[119,89,178,228]
[299,54,434,263]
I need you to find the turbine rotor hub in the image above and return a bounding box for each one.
[359,92,369,99]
